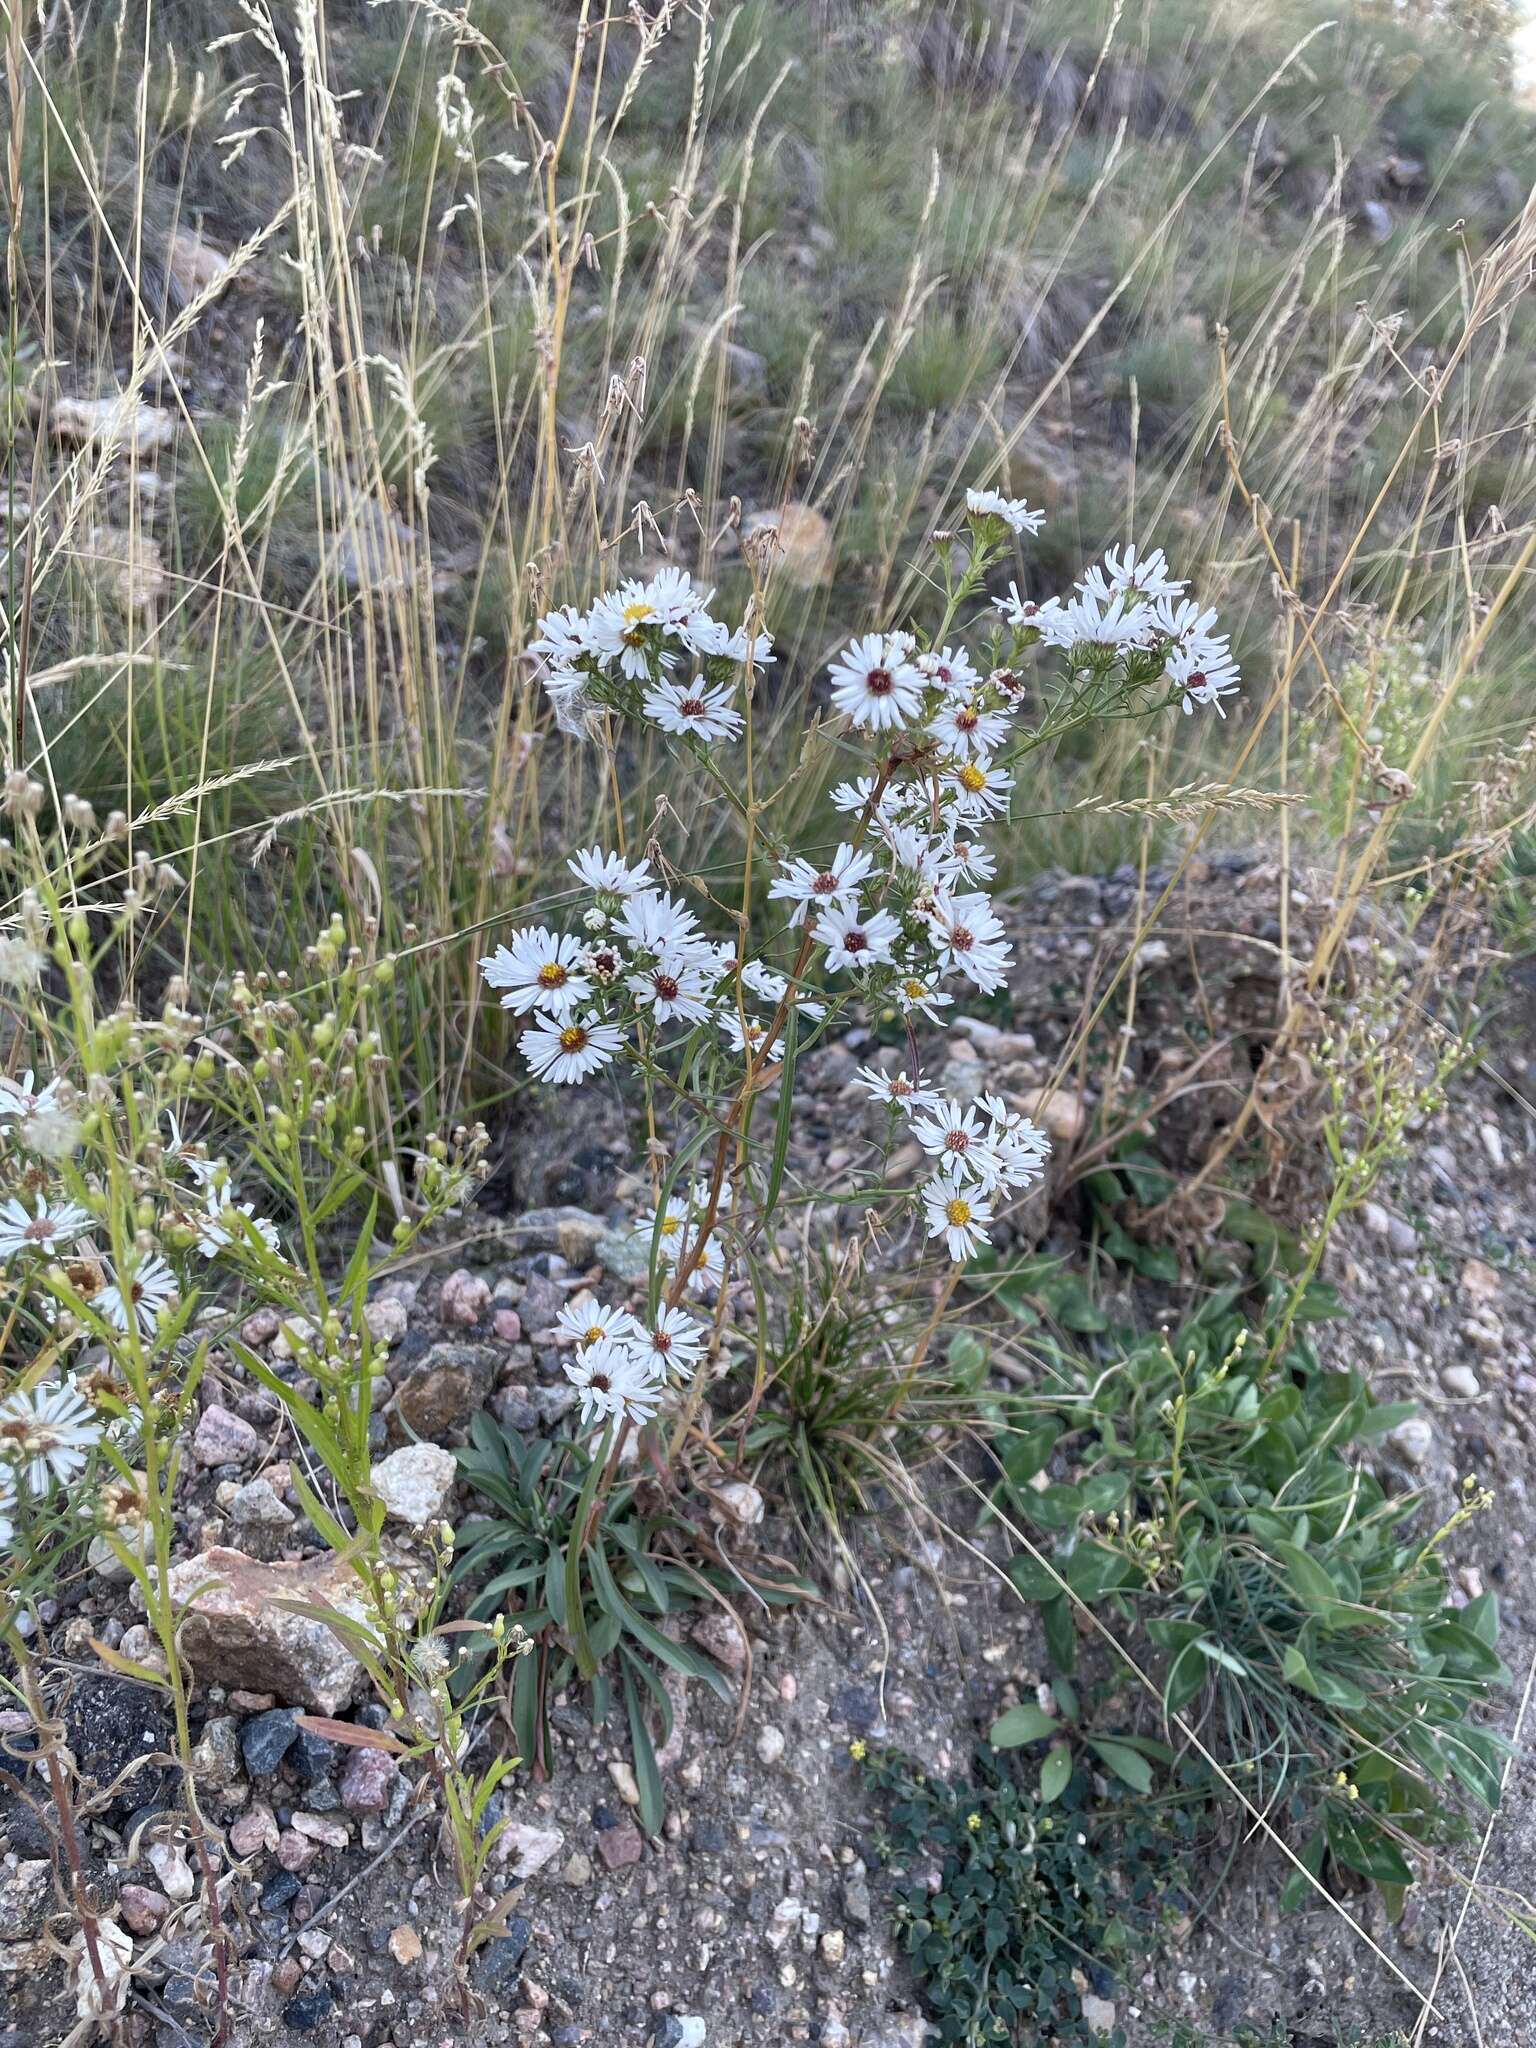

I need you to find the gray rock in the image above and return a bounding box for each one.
[192,1403,260,1468]
[387,1342,497,1443]
[472,1918,532,2000]
[0,1860,49,1940]
[1387,1416,1434,1468]
[241,1708,301,1776]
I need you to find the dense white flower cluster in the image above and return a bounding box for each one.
[528,567,773,740]
[992,539,1241,715]
[553,1292,709,1430]
[488,490,1241,1430]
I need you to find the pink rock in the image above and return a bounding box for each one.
[228,1805,279,1858]
[118,1884,171,1934]
[439,1268,491,1327]
[167,1547,390,1714]
[596,1819,643,1871]
[338,1748,397,1815]
[493,1308,523,1343]
[690,1608,747,1674]
[276,1829,320,1874]
[291,1811,349,1850]
[192,1403,259,1468]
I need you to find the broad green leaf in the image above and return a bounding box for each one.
[989,1704,1057,1748]
[1038,1745,1071,1805]
[1087,1739,1154,1793]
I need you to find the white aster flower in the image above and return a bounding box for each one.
[938,835,997,885]
[1148,596,1222,648]
[893,973,954,1024]
[480,928,593,1018]
[627,950,718,1025]
[642,676,744,743]
[944,756,1013,823]
[565,1337,664,1430]
[931,698,1010,760]
[914,645,983,699]
[644,564,712,626]
[992,582,1057,631]
[767,843,875,927]
[738,958,826,1020]
[829,775,908,822]
[568,846,654,898]
[529,604,592,666]
[98,1255,178,1336]
[587,581,677,681]
[722,1010,774,1058]
[557,1297,642,1350]
[0,1070,61,1123]
[615,888,707,959]
[1079,542,1186,604]
[195,1190,281,1259]
[0,1195,91,1258]
[0,1379,101,1493]
[856,1064,942,1113]
[909,1100,1003,1186]
[928,891,1013,995]
[815,903,902,974]
[992,1117,1053,1193]
[1036,588,1153,652]
[1166,640,1242,716]
[636,1305,708,1374]
[521,1014,625,1086]
[922,1171,994,1262]
[827,633,924,731]
[683,614,777,667]
[965,488,1045,536]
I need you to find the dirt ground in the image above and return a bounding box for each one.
[1,853,1532,2048]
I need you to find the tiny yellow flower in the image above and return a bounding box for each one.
[848,1738,868,1762]
[966,1812,982,1831]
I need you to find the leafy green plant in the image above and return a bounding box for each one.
[863,1741,1189,2047]
[453,1414,799,1833]
[992,1295,1510,1908]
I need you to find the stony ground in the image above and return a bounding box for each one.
[1,853,1532,2048]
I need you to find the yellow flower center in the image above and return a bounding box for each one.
[583,1325,605,1345]
[558,1025,587,1053]
[537,961,569,987]
[944,1196,972,1227]
[902,978,927,1000]
[958,763,986,793]
[622,600,655,625]
[659,1215,681,1236]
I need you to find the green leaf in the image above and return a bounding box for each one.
[1460,1590,1501,1650]
[1086,1739,1154,1793]
[989,1704,1057,1748]
[1269,1540,1340,1614]
[622,1666,665,1837]
[1038,1745,1071,1805]
[1326,1808,1413,1888]
[1005,1552,1061,1602]
[1062,1541,1133,1602]
[1279,1827,1327,1912]
[1041,1595,1077,1675]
